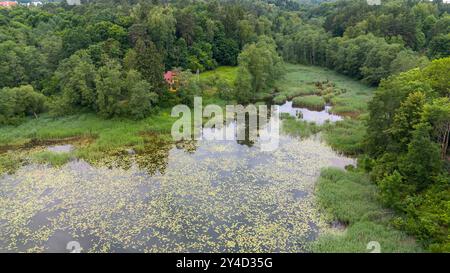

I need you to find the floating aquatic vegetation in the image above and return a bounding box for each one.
[0,134,354,253]
[0,152,24,175]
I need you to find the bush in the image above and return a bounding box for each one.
[0,85,46,125]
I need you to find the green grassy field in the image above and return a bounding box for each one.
[0,111,175,147]
[312,168,423,253]
[322,117,368,156]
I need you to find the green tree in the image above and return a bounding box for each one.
[147,6,176,50]
[235,36,284,97]
[399,123,442,191]
[0,85,46,125]
[55,51,97,112]
[361,42,403,85]
[134,39,165,94]
[95,61,124,118]
[390,50,429,75]
[125,70,158,119]
[213,33,239,66]
[234,67,253,103]
[367,68,433,156]
[389,91,427,151]
[421,98,450,159]
[428,33,450,59]
[422,57,450,97]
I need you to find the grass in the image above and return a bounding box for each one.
[281,114,321,138]
[32,151,73,167]
[0,110,177,163]
[329,95,369,115]
[273,94,288,105]
[323,118,367,156]
[199,66,238,86]
[311,168,423,253]
[292,95,325,110]
[0,111,175,146]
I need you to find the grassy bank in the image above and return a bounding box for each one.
[292,95,325,110]
[0,110,176,168]
[322,118,367,156]
[312,168,423,253]
[0,111,175,147]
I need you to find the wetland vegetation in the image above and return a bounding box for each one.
[0,0,449,253]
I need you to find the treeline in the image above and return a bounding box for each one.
[280,0,449,85]
[0,0,287,123]
[1,0,448,124]
[363,57,450,252]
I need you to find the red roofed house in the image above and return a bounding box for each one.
[164,71,178,92]
[164,71,176,85]
[0,1,17,7]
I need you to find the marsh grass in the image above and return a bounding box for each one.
[292,95,325,110]
[329,95,369,115]
[275,64,374,115]
[323,118,367,156]
[0,111,177,163]
[273,94,288,105]
[32,151,74,167]
[281,115,321,138]
[312,168,423,253]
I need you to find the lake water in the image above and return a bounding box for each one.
[279,101,343,125]
[0,121,353,253]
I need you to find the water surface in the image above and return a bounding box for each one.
[0,128,353,253]
[279,101,343,125]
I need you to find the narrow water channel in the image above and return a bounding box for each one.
[279,101,343,125]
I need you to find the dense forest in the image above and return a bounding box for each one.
[0,0,449,252]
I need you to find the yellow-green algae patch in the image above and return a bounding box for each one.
[0,136,353,253]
